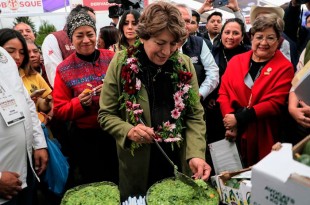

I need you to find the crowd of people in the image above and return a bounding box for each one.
[1,0,310,204]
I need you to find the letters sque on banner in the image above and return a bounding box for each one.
[0,0,44,14]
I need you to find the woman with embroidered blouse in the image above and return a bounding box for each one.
[98,2,211,200]
[218,15,294,167]
[52,12,118,187]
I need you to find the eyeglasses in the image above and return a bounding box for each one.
[253,35,278,44]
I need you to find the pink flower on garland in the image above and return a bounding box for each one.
[127,57,138,66]
[183,84,191,93]
[130,63,139,73]
[171,108,181,119]
[163,121,176,132]
[173,92,183,105]
[126,101,133,111]
[135,79,141,90]
[175,101,185,111]
[164,136,182,142]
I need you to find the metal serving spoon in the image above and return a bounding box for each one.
[152,137,200,188]
[138,119,204,192]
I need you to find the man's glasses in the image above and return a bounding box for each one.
[253,35,278,44]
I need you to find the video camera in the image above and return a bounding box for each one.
[296,0,310,3]
[108,0,142,18]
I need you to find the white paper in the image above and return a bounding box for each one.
[294,69,310,105]
[208,139,243,175]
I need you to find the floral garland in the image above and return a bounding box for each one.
[119,40,198,154]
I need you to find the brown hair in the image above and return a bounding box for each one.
[118,9,140,48]
[250,14,282,39]
[99,26,119,49]
[136,1,187,43]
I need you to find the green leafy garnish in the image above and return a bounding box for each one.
[147,178,219,205]
[61,182,120,205]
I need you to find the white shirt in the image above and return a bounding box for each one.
[0,47,47,204]
[41,34,64,87]
[297,48,306,73]
[181,38,219,100]
[280,39,291,62]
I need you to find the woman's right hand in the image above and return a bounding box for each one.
[127,124,155,144]
[293,100,310,128]
[78,91,93,107]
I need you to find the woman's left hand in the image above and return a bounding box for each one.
[189,158,211,181]
[78,91,93,107]
[223,113,237,130]
[225,128,238,140]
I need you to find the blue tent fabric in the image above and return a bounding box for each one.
[42,0,70,12]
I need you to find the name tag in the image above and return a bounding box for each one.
[0,81,25,126]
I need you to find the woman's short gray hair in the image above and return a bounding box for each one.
[250,14,282,39]
[136,1,187,43]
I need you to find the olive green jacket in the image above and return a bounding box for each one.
[98,50,206,199]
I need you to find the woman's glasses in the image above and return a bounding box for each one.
[253,35,278,44]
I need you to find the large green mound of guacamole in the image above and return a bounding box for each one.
[61,181,120,205]
[147,178,219,205]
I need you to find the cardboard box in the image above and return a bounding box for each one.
[251,142,310,205]
[211,169,252,205]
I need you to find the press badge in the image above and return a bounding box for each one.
[0,82,25,126]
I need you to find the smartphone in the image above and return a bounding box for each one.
[212,0,228,8]
[30,88,46,98]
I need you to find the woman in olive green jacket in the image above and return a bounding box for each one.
[98,2,211,200]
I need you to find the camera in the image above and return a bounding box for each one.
[296,0,310,4]
[108,5,124,18]
[108,0,142,18]
[212,0,228,8]
[108,0,122,3]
